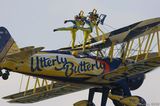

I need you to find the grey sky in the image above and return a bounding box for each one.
[0,0,160,106]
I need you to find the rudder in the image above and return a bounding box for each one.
[0,27,20,61]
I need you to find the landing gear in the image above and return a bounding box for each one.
[0,70,10,80]
[109,79,146,106]
[111,88,124,106]
[74,87,109,106]
[110,79,132,106]
[86,79,146,106]
[109,94,146,106]
[74,86,146,106]
[88,87,110,106]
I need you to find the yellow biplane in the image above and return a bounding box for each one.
[0,10,160,106]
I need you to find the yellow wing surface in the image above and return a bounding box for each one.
[3,82,90,103]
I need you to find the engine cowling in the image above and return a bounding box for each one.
[127,74,145,90]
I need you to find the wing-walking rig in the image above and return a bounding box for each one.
[0,10,160,106]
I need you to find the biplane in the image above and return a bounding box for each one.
[0,10,160,106]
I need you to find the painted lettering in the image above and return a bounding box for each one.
[31,55,106,77]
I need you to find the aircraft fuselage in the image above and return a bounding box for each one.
[2,50,122,83]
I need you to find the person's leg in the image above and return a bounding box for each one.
[71,30,77,49]
[83,31,90,51]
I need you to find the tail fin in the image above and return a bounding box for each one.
[0,27,20,61]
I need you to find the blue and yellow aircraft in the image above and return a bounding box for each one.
[0,11,160,106]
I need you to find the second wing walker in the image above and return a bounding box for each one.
[0,10,160,106]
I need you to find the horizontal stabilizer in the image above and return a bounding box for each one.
[20,46,35,51]
[6,47,44,61]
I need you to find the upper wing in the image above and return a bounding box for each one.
[59,17,160,53]
[86,56,160,85]
[3,81,91,103]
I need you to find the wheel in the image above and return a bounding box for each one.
[111,88,124,106]
[136,96,146,106]
[121,96,146,106]
[74,100,95,106]
[2,73,9,80]
[112,100,124,106]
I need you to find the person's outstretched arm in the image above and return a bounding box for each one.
[64,20,76,25]
[53,27,74,32]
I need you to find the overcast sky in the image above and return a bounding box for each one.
[0,0,160,106]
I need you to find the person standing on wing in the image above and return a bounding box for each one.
[71,9,100,51]
[53,11,85,49]
[77,9,100,51]
[76,17,93,51]
[87,9,106,41]
[88,9,106,27]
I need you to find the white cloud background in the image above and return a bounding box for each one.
[0,0,160,106]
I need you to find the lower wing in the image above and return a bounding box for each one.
[3,81,91,103]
